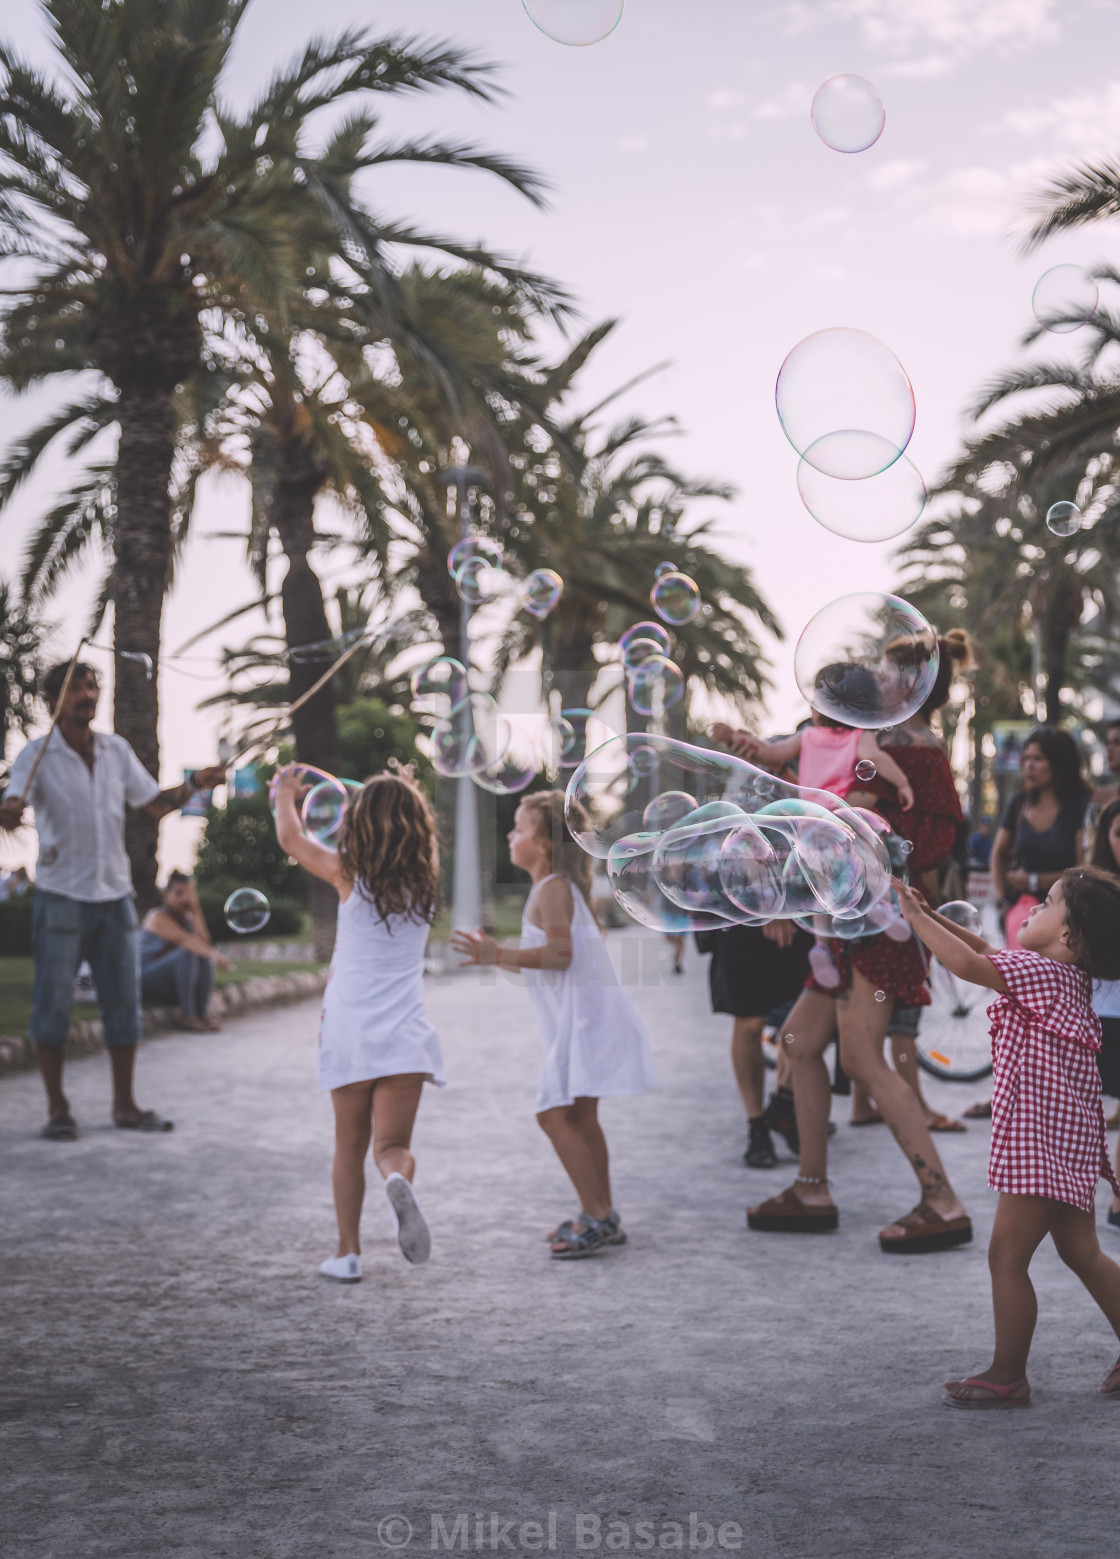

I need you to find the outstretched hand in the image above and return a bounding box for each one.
[450,928,499,966]
[192,765,226,791]
[891,877,929,924]
[0,796,26,832]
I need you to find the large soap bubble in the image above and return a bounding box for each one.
[628,656,685,717]
[776,328,916,481]
[410,656,470,709]
[430,693,511,779]
[301,776,349,842]
[794,593,938,729]
[797,452,926,542]
[268,763,339,816]
[224,887,270,935]
[811,75,885,153]
[523,0,624,45]
[651,571,701,626]
[1046,500,1081,538]
[566,732,891,932]
[473,722,540,796]
[453,556,503,605]
[521,568,563,619]
[1032,264,1098,334]
[447,537,502,576]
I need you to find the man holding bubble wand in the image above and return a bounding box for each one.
[0,652,225,1140]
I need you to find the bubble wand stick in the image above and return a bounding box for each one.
[223,630,371,770]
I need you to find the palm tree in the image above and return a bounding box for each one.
[0,0,551,898]
[0,579,49,767]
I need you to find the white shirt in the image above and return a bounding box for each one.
[6,729,160,903]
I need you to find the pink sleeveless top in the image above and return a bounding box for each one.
[798,726,861,798]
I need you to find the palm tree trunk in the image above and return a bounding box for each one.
[1041,587,1079,725]
[414,543,464,663]
[113,385,177,910]
[270,451,340,960]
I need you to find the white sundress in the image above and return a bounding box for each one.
[521,875,656,1113]
[317,888,446,1093]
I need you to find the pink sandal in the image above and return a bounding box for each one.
[942,1375,1030,1409]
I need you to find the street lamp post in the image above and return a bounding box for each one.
[437,465,488,932]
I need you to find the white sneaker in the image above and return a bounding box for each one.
[385,1172,431,1265]
[319,1253,361,1283]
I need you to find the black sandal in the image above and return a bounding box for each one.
[41,1114,78,1141]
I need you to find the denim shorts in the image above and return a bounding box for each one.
[30,890,141,1047]
[889,1002,922,1040]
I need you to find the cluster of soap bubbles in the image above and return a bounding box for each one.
[618,622,685,719]
[794,592,939,730]
[1046,500,1081,538]
[447,537,504,606]
[523,0,624,45]
[564,733,891,933]
[410,657,544,795]
[811,75,885,154]
[1032,264,1098,335]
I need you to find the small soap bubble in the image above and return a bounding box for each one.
[301,777,348,842]
[453,556,502,605]
[410,656,469,708]
[899,839,914,856]
[522,0,624,45]
[630,744,660,777]
[520,568,563,618]
[783,1033,794,1045]
[650,572,701,626]
[642,790,698,831]
[938,900,982,935]
[811,74,885,154]
[622,635,665,673]
[654,560,678,579]
[855,759,877,782]
[224,887,270,935]
[447,537,502,576]
[1046,500,1081,538]
[776,328,915,481]
[619,620,672,658]
[628,655,685,717]
[1032,264,1098,334]
[874,989,887,1003]
[898,1052,909,1064]
[794,592,939,730]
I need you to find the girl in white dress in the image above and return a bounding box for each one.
[273,766,444,1281]
[452,791,655,1259]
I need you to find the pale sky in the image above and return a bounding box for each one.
[4,0,1120,871]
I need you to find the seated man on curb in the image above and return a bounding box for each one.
[0,661,224,1140]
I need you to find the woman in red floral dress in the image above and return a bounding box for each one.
[746,633,973,1251]
[897,869,1120,1407]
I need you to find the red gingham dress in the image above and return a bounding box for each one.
[987,950,1120,1212]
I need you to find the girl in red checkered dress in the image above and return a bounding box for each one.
[897,867,1120,1408]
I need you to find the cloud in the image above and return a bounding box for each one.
[619,135,649,153]
[865,158,930,191]
[1001,82,1120,154]
[785,0,1060,73]
[752,82,812,121]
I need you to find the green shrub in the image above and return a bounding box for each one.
[194,792,306,900]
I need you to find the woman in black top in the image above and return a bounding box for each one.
[991,727,1089,915]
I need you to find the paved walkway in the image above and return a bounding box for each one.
[3,932,1117,1558]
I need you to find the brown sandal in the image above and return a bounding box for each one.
[747,1186,838,1234]
[879,1200,972,1254]
[963,1099,992,1119]
[927,1113,967,1133]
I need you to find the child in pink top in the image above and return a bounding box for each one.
[733,714,914,811]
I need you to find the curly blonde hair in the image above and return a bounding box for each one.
[518,790,594,908]
[337,774,440,925]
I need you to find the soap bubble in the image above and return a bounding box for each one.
[796,453,926,543]
[523,0,624,46]
[1046,500,1081,538]
[642,790,699,831]
[453,555,502,605]
[268,763,339,815]
[301,776,349,841]
[565,732,892,932]
[651,571,701,626]
[410,656,469,709]
[874,989,887,1003]
[473,724,540,796]
[811,75,885,153]
[855,759,877,782]
[224,887,270,935]
[521,568,563,618]
[430,694,511,779]
[622,635,666,673]
[899,838,913,856]
[619,620,672,659]
[794,593,939,729]
[776,328,915,481]
[654,560,678,579]
[447,537,502,576]
[1032,264,1098,334]
[938,900,983,935]
[628,656,685,717]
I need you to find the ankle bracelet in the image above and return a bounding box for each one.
[794,1174,833,1187]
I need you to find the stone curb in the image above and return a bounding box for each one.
[0,970,327,1077]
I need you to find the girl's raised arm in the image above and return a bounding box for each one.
[273,767,348,892]
[893,879,1007,992]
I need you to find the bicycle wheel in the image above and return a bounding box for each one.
[915,958,994,1083]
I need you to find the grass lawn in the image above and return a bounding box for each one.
[0,956,324,1038]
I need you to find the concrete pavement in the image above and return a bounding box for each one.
[2,929,1117,1558]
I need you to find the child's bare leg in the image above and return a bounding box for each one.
[1048,1201,1120,1342]
[730,1016,766,1119]
[849,1077,880,1125]
[330,1081,375,1256]
[371,1073,425,1182]
[946,1193,1050,1400]
[782,989,838,1202]
[537,1097,612,1222]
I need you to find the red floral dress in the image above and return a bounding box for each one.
[987,950,1120,1212]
